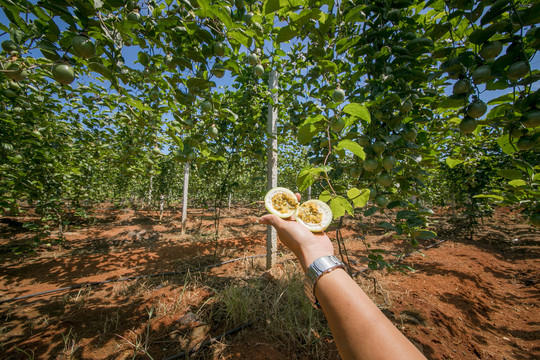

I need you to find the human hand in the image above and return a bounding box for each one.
[258,193,334,272]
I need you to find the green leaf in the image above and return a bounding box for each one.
[297,166,332,191]
[487,93,513,105]
[263,0,283,15]
[276,25,297,43]
[473,194,504,201]
[319,190,332,202]
[412,230,437,240]
[497,169,522,180]
[445,158,464,168]
[196,0,210,16]
[209,5,233,28]
[297,123,319,145]
[342,103,371,123]
[228,29,252,48]
[497,134,517,155]
[508,180,527,187]
[335,140,365,160]
[330,196,353,219]
[347,188,370,208]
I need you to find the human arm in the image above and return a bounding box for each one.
[258,199,426,360]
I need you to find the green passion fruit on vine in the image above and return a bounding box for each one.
[52,63,75,85]
[201,100,212,113]
[522,110,540,128]
[332,88,345,102]
[467,100,487,119]
[295,200,333,232]
[213,42,226,57]
[382,155,397,171]
[459,117,477,134]
[5,62,27,81]
[403,128,417,142]
[375,195,389,208]
[254,64,264,76]
[372,141,386,154]
[72,36,96,59]
[479,41,503,60]
[1,40,19,53]
[211,63,226,78]
[507,61,529,81]
[363,158,379,172]
[472,66,492,84]
[377,173,393,188]
[247,53,259,65]
[331,117,345,132]
[209,125,219,139]
[453,79,470,95]
[265,187,298,219]
[516,136,534,151]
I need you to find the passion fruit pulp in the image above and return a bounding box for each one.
[265,187,298,218]
[295,200,333,232]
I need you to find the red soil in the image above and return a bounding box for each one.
[0,205,538,359]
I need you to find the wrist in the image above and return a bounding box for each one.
[299,249,335,272]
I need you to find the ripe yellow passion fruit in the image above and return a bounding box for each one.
[264,188,333,232]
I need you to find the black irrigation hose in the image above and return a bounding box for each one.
[163,318,259,360]
[0,254,267,305]
[351,239,448,277]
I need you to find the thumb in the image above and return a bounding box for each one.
[257,214,283,229]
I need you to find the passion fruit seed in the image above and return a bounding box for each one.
[295,199,332,232]
[264,187,298,218]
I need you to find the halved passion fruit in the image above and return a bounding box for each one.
[265,187,299,218]
[295,200,333,233]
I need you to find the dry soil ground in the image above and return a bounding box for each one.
[0,204,538,359]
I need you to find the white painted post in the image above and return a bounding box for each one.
[228,193,232,211]
[307,185,312,200]
[181,162,190,235]
[266,69,278,270]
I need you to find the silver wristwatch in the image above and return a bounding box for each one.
[304,255,346,309]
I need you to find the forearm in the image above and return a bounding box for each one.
[315,269,426,360]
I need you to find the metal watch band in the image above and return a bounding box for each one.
[303,255,346,309]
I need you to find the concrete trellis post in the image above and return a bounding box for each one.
[181,162,190,235]
[266,69,278,269]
